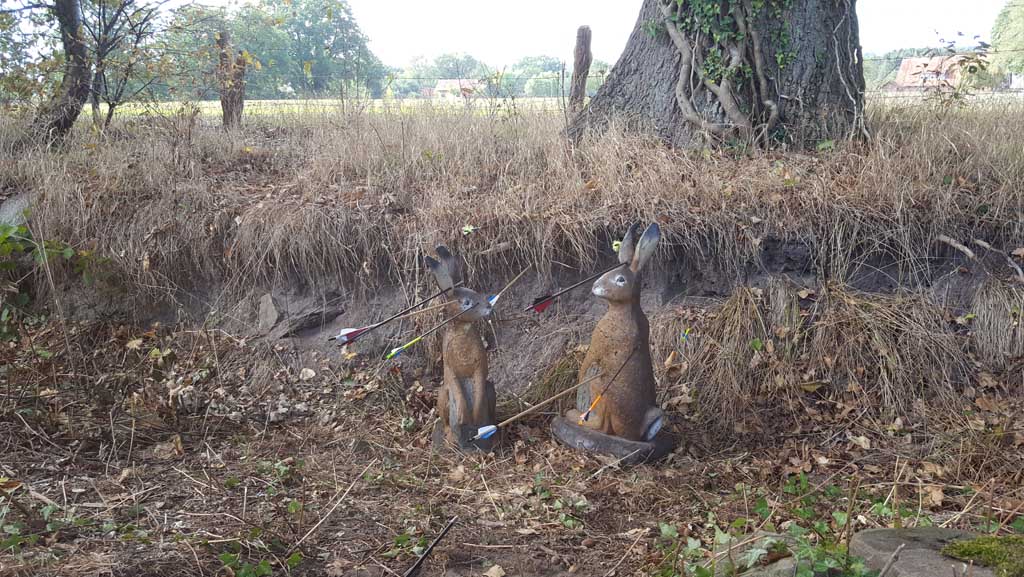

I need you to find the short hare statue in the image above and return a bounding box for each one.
[560,223,671,457]
[425,246,497,451]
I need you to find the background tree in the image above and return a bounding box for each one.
[569,0,867,149]
[990,1,1024,76]
[81,0,165,127]
[18,0,92,139]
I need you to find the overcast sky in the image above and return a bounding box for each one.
[342,0,1007,69]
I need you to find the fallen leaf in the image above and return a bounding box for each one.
[664,351,678,369]
[299,368,316,381]
[448,465,466,482]
[0,478,23,491]
[849,434,871,450]
[125,339,143,350]
[797,288,816,299]
[1012,247,1024,259]
[926,486,944,507]
[483,565,506,577]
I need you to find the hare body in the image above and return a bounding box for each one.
[567,223,664,442]
[426,247,496,450]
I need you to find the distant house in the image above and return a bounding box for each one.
[433,79,485,100]
[1009,73,1024,91]
[891,56,969,90]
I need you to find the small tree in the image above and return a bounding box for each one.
[217,29,246,128]
[82,0,164,128]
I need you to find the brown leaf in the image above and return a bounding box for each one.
[483,565,506,577]
[1011,247,1024,259]
[926,485,944,507]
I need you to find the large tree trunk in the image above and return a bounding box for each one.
[31,0,91,141]
[568,0,867,149]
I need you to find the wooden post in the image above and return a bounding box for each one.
[569,25,592,116]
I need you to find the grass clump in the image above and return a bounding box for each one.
[942,535,1024,577]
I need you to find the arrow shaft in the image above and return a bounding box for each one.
[491,371,604,430]
[525,263,624,311]
[352,282,463,343]
[386,305,476,360]
[402,516,457,577]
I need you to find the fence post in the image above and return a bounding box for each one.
[569,25,592,116]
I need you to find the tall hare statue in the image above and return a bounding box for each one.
[557,223,674,462]
[425,246,497,451]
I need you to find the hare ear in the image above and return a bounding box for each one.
[630,223,661,272]
[434,245,462,285]
[618,223,641,265]
[425,253,454,292]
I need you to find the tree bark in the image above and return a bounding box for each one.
[31,0,91,141]
[217,30,246,129]
[569,25,593,116]
[568,0,867,149]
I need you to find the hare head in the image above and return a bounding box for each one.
[425,246,493,321]
[592,223,660,303]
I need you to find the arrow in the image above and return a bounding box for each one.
[472,370,606,440]
[524,263,624,313]
[578,346,637,424]
[402,516,457,577]
[488,264,532,307]
[328,283,461,345]
[385,305,476,360]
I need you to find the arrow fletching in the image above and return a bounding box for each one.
[328,326,369,344]
[527,298,553,313]
[472,425,497,440]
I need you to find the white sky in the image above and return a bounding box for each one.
[342,0,1008,69]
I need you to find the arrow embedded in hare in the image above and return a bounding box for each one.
[524,263,623,313]
[384,305,476,360]
[578,346,637,424]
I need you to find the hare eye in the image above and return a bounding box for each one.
[462,298,471,307]
[615,275,626,286]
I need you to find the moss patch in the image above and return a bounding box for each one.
[942,535,1024,577]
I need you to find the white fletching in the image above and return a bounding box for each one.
[474,425,497,440]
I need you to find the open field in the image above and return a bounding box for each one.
[1,97,1023,576]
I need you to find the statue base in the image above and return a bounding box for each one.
[432,421,497,453]
[551,416,676,465]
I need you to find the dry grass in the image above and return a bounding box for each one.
[666,282,972,429]
[2,97,1023,431]
[2,98,1022,301]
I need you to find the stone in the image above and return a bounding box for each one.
[710,531,800,577]
[0,192,32,227]
[550,416,676,465]
[850,528,995,577]
[257,293,279,334]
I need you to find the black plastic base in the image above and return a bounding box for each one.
[551,416,677,465]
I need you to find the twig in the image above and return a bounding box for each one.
[878,543,905,577]
[586,449,642,481]
[290,458,376,553]
[604,530,646,577]
[973,238,1024,284]
[937,234,977,260]
[402,516,457,577]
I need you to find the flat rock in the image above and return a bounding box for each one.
[850,528,994,577]
[550,416,676,465]
[0,192,32,227]
[257,293,279,334]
